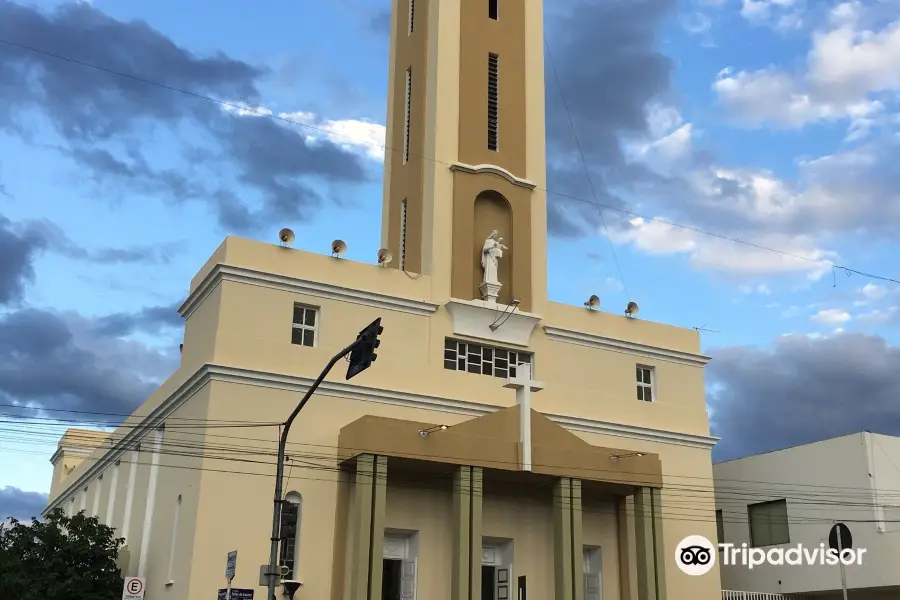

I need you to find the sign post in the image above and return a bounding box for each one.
[225,550,238,600]
[829,522,851,600]
[122,577,145,600]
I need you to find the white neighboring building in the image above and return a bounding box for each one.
[714,432,900,599]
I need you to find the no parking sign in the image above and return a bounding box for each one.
[122,577,145,600]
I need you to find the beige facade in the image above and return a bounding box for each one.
[44,1,723,599]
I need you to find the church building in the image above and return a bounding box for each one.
[44,1,722,599]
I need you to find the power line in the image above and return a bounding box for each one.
[0,35,897,287]
[11,443,900,527]
[12,421,900,500]
[543,36,630,299]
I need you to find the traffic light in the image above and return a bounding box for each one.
[279,501,298,541]
[346,317,384,380]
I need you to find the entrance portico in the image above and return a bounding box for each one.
[335,404,667,600]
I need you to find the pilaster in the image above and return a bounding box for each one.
[348,454,388,600]
[634,487,665,600]
[553,477,584,600]
[452,465,483,600]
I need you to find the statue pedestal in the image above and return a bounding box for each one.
[479,281,502,304]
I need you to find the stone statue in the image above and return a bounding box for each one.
[481,230,507,286]
[480,230,508,303]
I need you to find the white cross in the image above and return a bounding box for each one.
[503,362,545,472]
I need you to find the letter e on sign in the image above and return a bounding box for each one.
[122,577,146,600]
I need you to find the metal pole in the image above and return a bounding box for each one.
[836,525,849,600]
[266,339,360,600]
[226,579,232,600]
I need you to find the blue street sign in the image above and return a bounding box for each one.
[218,589,254,600]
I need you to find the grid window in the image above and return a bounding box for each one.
[487,53,499,151]
[748,500,790,547]
[636,366,654,401]
[716,509,725,545]
[291,305,318,347]
[279,494,302,578]
[489,0,498,20]
[443,338,532,379]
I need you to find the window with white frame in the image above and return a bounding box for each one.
[636,365,654,402]
[444,338,532,379]
[291,305,318,347]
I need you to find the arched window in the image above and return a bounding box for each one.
[279,493,303,579]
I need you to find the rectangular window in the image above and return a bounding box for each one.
[444,338,532,379]
[715,509,725,545]
[403,67,412,164]
[408,0,415,34]
[291,304,318,347]
[487,53,499,151]
[636,365,654,401]
[748,499,790,547]
[489,0,498,20]
[399,198,408,271]
[279,497,302,578]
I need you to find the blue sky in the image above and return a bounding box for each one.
[1,0,900,518]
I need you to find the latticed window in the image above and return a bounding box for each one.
[443,339,532,379]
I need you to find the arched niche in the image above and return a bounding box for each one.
[473,190,513,305]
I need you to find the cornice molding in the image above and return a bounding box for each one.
[178,264,440,319]
[543,326,712,368]
[44,363,717,514]
[449,162,537,190]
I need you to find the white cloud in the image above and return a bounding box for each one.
[627,106,694,169]
[740,0,804,31]
[609,217,833,278]
[715,4,900,133]
[860,283,888,301]
[811,308,852,326]
[222,103,386,161]
[857,306,899,326]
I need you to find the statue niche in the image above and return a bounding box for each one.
[473,190,512,305]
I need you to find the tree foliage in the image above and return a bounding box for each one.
[0,508,124,600]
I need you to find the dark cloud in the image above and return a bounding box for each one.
[0,213,181,305]
[544,0,675,237]
[0,0,372,233]
[0,486,48,521]
[0,215,44,306]
[0,308,177,419]
[92,302,183,337]
[708,333,900,461]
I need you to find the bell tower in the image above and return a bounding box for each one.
[380,0,548,313]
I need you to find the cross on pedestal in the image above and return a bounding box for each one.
[503,362,545,472]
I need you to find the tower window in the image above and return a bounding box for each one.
[487,53,499,151]
[408,0,415,34]
[399,198,408,271]
[403,67,412,164]
[489,0,498,20]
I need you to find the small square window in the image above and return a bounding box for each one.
[291,304,319,348]
[636,365,654,402]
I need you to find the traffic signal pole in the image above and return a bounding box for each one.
[266,318,383,600]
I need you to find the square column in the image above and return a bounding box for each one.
[553,478,584,600]
[634,487,667,600]
[452,466,483,600]
[349,454,388,600]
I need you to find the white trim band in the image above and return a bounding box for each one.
[543,326,711,368]
[44,363,718,512]
[179,264,440,319]
[449,162,537,190]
